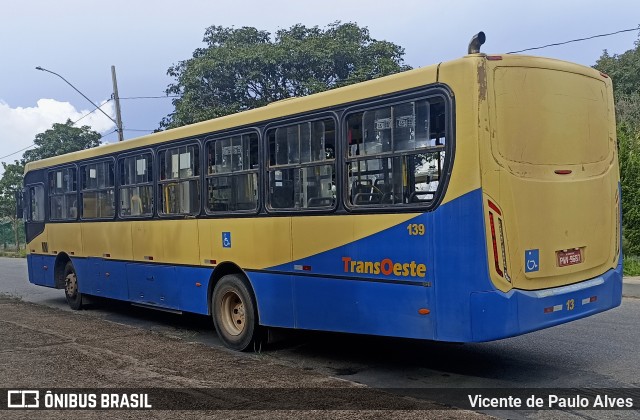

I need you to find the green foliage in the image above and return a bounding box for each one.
[623,255,640,276]
[594,32,640,258]
[161,22,411,129]
[595,34,640,97]
[0,161,27,249]
[617,124,640,255]
[0,161,25,218]
[22,120,101,163]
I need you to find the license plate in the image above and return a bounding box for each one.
[557,248,582,267]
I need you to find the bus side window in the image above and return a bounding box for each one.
[119,154,154,218]
[48,167,77,220]
[158,145,201,216]
[267,118,336,211]
[346,97,447,208]
[80,161,115,219]
[205,132,259,213]
[29,185,45,222]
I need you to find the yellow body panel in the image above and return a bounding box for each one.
[198,217,292,268]
[291,213,418,261]
[132,221,167,262]
[82,222,133,260]
[129,220,200,265]
[479,56,619,291]
[161,220,200,266]
[47,224,82,256]
[437,58,483,204]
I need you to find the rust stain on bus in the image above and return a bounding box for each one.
[477,61,487,101]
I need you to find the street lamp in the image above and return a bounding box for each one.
[35,66,124,141]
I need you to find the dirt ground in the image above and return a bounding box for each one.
[0,295,488,419]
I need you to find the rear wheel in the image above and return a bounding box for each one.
[212,274,263,351]
[64,261,83,310]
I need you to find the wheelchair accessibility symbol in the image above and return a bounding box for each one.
[525,249,539,273]
[222,232,232,248]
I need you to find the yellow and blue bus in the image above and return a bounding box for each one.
[21,35,622,351]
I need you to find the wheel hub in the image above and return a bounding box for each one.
[221,291,245,336]
[65,273,77,297]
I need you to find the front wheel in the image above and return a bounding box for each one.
[64,261,83,310]
[212,274,263,351]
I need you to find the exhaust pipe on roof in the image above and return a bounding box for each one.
[468,31,486,54]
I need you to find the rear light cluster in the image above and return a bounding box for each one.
[615,190,620,258]
[488,200,511,282]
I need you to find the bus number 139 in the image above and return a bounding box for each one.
[407,224,425,236]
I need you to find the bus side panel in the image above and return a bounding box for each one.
[73,257,129,302]
[248,272,295,328]
[172,265,212,315]
[431,188,492,342]
[71,258,211,314]
[98,259,128,301]
[126,263,180,310]
[292,277,432,339]
[26,254,56,287]
[269,213,434,338]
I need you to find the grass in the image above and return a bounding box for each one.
[0,249,26,258]
[623,255,640,276]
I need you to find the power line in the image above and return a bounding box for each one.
[119,95,179,99]
[70,99,113,125]
[1,123,118,163]
[0,144,35,161]
[507,26,639,54]
[99,129,119,140]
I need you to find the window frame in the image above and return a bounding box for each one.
[79,157,116,221]
[342,88,454,213]
[47,165,79,222]
[156,140,202,217]
[203,128,261,216]
[117,149,155,219]
[26,183,46,223]
[264,113,339,214]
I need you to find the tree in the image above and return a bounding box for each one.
[160,22,411,129]
[23,120,101,163]
[595,35,640,97]
[0,120,101,249]
[594,31,640,255]
[0,161,26,250]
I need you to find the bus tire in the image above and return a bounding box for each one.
[63,261,83,310]
[212,274,263,351]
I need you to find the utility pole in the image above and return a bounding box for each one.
[111,65,124,142]
[36,66,125,141]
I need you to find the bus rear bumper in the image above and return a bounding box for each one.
[469,264,623,342]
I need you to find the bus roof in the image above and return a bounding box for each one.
[24,53,601,173]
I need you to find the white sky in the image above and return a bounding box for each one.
[0,0,638,171]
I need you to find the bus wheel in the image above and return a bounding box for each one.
[64,261,83,310]
[212,274,262,351]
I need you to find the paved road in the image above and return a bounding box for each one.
[1,257,638,419]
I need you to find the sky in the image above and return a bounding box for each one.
[1,0,638,172]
